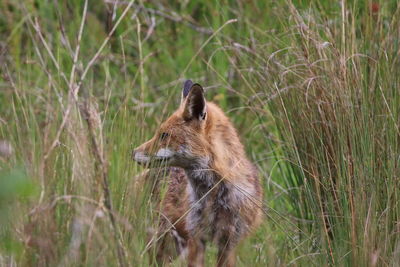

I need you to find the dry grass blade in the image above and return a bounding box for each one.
[79,99,127,267]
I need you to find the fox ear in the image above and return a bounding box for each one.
[181,79,193,103]
[183,83,206,121]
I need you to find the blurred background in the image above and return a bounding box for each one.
[0,0,399,266]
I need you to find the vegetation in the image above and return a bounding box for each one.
[0,0,399,266]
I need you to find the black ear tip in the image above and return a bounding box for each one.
[183,79,193,88]
[191,83,204,92]
[183,80,193,98]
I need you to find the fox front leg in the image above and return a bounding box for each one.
[187,237,205,267]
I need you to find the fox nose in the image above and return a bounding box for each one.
[132,149,142,163]
[131,149,137,161]
[132,149,150,164]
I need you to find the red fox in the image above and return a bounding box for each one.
[133,80,263,266]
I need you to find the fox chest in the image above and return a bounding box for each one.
[185,176,245,241]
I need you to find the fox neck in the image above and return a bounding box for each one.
[184,158,217,201]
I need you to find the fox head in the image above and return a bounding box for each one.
[132,80,213,169]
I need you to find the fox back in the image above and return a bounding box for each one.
[133,81,263,267]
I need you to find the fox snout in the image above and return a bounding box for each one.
[132,143,175,166]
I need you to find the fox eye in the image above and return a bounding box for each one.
[160,132,169,141]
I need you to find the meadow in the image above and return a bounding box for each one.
[0,0,399,266]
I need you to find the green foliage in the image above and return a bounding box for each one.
[0,167,36,202]
[0,166,37,259]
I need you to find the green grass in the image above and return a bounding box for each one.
[0,0,399,266]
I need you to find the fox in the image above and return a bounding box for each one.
[132,80,263,267]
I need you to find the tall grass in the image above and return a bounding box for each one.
[0,0,399,266]
[233,1,400,265]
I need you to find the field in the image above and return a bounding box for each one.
[0,0,399,266]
